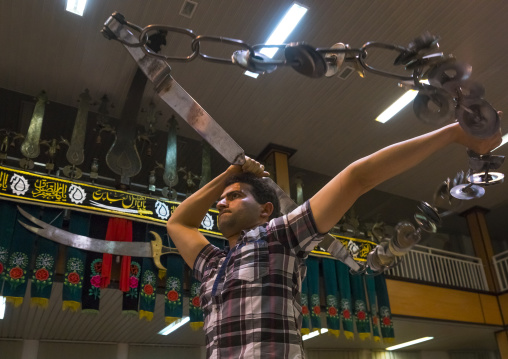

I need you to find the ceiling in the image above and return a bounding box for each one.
[0,283,501,352]
[0,0,506,352]
[1,0,507,215]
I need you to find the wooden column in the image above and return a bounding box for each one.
[462,206,499,292]
[497,330,508,359]
[257,144,296,196]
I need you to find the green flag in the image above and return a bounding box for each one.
[300,273,311,335]
[365,272,381,342]
[322,258,340,337]
[31,207,63,308]
[3,205,39,307]
[189,276,203,330]
[351,273,371,340]
[375,274,395,343]
[335,260,354,339]
[306,257,321,331]
[62,211,89,312]
[0,200,17,292]
[164,254,184,324]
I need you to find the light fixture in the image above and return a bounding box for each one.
[375,80,430,123]
[386,336,434,350]
[158,316,190,335]
[493,133,508,151]
[245,2,308,78]
[302,328,328,341]
[0,296,6,320]
[66,0,87,16]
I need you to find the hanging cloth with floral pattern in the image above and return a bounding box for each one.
[138,225,162,321]
[164,253,184,325]
[335,260,354,339]
[375,274,395,343]
[189,276,203,330]
[62,211,89,311]
[351,272,371,340]
[0,200,18,295]
[322,258,340,337]
[365,271,381,342]
[306,256,322,332]
[300,273,311,335]
[2,204,39,307]
[30,207,63,308]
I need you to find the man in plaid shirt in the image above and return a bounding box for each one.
[167,123,500,358]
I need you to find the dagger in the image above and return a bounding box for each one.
[17,206,173,270]
[102,13,361,271]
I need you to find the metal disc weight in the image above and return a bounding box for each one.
[285,43,327,78]
[413,86,454,126]
[450,184,485,200]
[456,99,500,138]
[427,62,472,93]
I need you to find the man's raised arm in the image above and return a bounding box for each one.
[166,158,268,268]
[309,122,502,234]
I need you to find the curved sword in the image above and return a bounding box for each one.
[17,206,172,270]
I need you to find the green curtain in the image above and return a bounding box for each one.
[0,200,18,293]
[322,258,340,337]
[335,260,354,339]
[30,207,63,308]
[164,254,184,325]
[375,274,395,343]
[365,272,381,342]
[301,273,311,335]
[138,225,162,321]
[2,204,39,307]
[306,257,321,331]
[351,273,371,340]
[189,276,203,330]
[62,211,89,311]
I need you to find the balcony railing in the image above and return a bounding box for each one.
[493,249,508,292]
[386,245,488,291]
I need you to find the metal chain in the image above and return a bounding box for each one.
[116,17,427,82]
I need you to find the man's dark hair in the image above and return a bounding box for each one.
[224,172,281,219]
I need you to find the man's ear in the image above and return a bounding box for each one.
[260,202,274,219]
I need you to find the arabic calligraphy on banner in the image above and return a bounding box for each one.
[0,165,220,236]
[0,165,376,261]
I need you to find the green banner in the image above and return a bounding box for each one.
[322,258,340,337]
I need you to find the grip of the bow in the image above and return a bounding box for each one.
[149,231,166,270]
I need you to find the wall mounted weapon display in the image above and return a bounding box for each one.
[100,12,506,274]
[19,91,48,170]
[62,89,93,180]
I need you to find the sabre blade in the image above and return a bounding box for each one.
[17,207,152,258]
[104,16,245,166]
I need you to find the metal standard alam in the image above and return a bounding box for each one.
[19,11,503,276]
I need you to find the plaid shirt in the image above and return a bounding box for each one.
[193,201,324,359]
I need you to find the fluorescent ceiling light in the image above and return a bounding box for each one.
[0,296,6,320]
[386,336,434,350]
[302,328,328,341]
[158,316,190,335]
[493,133,508,151]
[66,0,87,16]
[376,90,419,123]
[376,80,430,123]
[245,2,308,78]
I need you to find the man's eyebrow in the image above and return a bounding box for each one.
[219,190,244,200]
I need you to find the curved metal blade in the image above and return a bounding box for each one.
[17,206,152,258]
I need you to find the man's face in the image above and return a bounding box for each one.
[216,182,266,238]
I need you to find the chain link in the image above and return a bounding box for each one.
[115,21,429,81]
